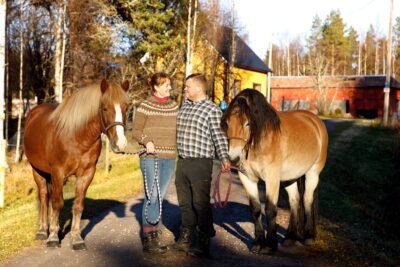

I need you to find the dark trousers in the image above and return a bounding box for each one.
[175,158,216,237]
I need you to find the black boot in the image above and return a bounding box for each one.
[187,231,211,257]
[143,231,167,254]
[167,227,193,252]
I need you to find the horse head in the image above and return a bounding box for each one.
[221,89,281,164]
[99,79,130,152]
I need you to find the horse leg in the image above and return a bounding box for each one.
[70,167,95,250]
[263,174,280,253]
[303,169,319,245]
[32,169,49,240]
[238,172,265,254]
[283,180,301,246]
[47,169,64,247]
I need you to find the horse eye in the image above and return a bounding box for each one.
[102,108,108,112]
[245,122,250,127]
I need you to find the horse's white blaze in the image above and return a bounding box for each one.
[114,103,127,150]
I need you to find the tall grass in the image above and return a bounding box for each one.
[0,144,143,262]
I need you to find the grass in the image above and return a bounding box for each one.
[0,144,143,262]
[315,120,400,265]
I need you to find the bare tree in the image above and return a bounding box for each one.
[54,0,65,103]
[0,0,6,207]
[14,0,24,163]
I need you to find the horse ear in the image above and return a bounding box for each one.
[101,79,109,94]
[121,80,129,92]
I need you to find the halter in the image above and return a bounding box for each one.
[99,107,127,135]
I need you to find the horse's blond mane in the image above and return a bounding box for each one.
[50,82,127,137]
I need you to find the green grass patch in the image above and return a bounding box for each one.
[0,145,143,262]
[316,120,400,265]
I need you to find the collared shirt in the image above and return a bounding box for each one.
[177,98,228,161]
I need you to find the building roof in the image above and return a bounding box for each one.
[206,26,272,74]
[271,75,400,89]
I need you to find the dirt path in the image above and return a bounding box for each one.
[1,164,336,267]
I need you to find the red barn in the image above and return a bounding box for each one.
[270,75,400,118]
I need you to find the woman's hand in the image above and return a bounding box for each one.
[145,142,156,154]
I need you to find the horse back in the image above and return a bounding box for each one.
[278,110,328,177]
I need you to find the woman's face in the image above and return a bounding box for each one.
[154,78,172,98]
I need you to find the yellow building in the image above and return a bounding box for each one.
[190,26,272,105]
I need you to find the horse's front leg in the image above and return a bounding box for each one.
[238,172,265,254]
[48,168,65,247]
[263,171,280,253]
[70,167,96,250]
[32,169,49,240]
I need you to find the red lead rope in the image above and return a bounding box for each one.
[212,166,245,209]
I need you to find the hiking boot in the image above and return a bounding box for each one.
[187,231,211,258]
[167,227,193,252]
[143,231,167,254]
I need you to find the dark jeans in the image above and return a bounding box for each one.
[175,157,216,237]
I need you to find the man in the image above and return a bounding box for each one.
[169,73,230,257]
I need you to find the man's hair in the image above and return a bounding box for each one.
[186,73,208,94]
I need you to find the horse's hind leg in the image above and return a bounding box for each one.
[264,174,280,253]
[32,169,49,240]
[283,180,302,246]
[304,169,319,245]
[70,167,95,250]
[47,169,64,247]
[238,172,265,254]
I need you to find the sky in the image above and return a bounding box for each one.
[221,0,400,59]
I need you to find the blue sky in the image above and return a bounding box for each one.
[221,0,400,58]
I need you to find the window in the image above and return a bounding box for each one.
[233,80,241,96]
[253,83,261,91]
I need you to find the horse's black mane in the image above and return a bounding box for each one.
[221,89,281,147]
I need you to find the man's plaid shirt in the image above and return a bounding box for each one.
[177,98,228,161]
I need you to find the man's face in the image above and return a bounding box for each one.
[184,78,200,101]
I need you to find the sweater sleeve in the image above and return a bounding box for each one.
[132,106,151,145]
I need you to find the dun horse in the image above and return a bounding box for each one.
[24,79,129,250]
[221,89,328,254]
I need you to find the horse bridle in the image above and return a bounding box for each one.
[99,107,126,135]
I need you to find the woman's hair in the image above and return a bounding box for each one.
[148,72,170,92]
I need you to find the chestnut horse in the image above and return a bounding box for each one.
[221,89,328,254]
[24,79,129,250]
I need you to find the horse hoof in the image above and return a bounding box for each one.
[72,242,87,251]
[46,240,60,248]
[304,238,315,246]
[282,239,296,247]
[35,232,48,240]
[250,245,261,254]
[261,246,277,255]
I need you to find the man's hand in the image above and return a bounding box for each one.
[145,142,155,154]
[221,160,231,172]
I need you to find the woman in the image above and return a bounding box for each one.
[132,72,179,254]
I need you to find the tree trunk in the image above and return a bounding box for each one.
[358,42,361,75]
[185,0,192,77]
[54,0,64,103]
[375,44,379,75]
[15,1,24,163]
[0,0,7,207]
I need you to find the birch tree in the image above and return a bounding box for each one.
[0,0,7,208]
[14,0,24,163]
[54,0,65,103]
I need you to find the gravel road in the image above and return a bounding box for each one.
[1,159,336,267]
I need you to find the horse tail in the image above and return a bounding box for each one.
[297,174,305,237]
